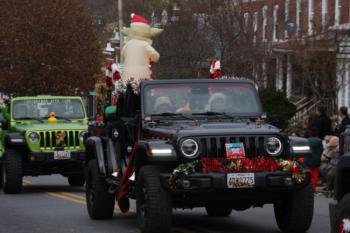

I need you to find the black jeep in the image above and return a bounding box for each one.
[85,79,314,233]
[329,128,350,233]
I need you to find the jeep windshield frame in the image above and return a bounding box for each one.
[141,79,263,120]
[11,97,87,121]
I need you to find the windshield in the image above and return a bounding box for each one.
[12,98,86,120]
[143,82,261,117]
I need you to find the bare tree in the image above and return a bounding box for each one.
[288,37,340,103]
[0,0,101,96]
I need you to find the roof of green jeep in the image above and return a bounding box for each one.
[11,96,83,101]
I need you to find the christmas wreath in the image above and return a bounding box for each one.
[169,157,307,189]
[114,78,146,96]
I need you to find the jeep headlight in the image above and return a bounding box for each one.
[28,132,40,143]
[79,131,87,141]
[265,137,283,156]
[180,139,199,158]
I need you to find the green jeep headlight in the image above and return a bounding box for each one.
[28,132,40,143]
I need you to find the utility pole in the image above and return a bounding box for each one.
[118,0,123,63]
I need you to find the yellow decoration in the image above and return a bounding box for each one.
[48,112,57,123]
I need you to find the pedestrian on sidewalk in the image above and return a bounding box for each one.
[312,106,332,140]
[305,128,323,192]
[337,106,350,135]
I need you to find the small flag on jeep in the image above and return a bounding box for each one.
[225,143,245,160]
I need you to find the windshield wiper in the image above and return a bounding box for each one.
[192,111,236,121]
[55,116,72,122]
[15,117,44,123]
[151,112,194,121]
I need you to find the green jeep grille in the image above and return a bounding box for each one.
[39,130,81,150]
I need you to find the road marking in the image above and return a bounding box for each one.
[59,191,86,201]
[47,192,86,205]
[23,180,36,185]
[23,179,217,233]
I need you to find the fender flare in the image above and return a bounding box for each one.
[106,139,118,174]
[5,133,26,147]
[85,136,106,176]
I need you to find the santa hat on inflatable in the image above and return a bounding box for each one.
[122,13,163,39]
[209,59,221,79]
[130,13,150,28]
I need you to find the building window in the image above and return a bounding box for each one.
[335,0,341,26]
[262,5,268,42]
[285,0,290,38]
[253,12,258,33]
[253,12,258,43]
[322,0,328,31]
[308,0,314,35]
[273,5,279,42]
[296,0,302,36]
[244,12,249,33]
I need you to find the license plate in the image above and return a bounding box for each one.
[54,150,71,160]
[227,173,255,188]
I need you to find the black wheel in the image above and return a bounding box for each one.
[2,149,23,194]
[85,160,115,219]
[205,205,232,217]
[136,166,172,233]
[335,193,350,233]
[274,183,314,232]
[67,174,85,187]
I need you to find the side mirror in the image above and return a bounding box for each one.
[0,120,9,130]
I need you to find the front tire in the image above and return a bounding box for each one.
[136,166,172,233]
[86,160,115,219]
[335,193,350,233]
[274,183,314,232]
[67,174,85,187]
[2,149,23,194]
[205,205,232,217]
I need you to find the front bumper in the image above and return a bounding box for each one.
[160,171,310,193]
[24,151,85,176]
[28,151,85,162]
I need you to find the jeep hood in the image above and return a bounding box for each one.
[146,121,280,138]
[11,122,87,132]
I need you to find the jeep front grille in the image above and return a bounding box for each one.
[39,130,80,150]
[192,135,282,158]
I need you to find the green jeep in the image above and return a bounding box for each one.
[0,96,88,194]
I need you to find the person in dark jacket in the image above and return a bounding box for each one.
[313,106,332,140]
[338,106,350,135]
[305,128,323,192]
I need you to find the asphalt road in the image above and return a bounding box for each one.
[0,175,332,233]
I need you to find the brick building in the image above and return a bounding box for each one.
[241,0,350,114]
